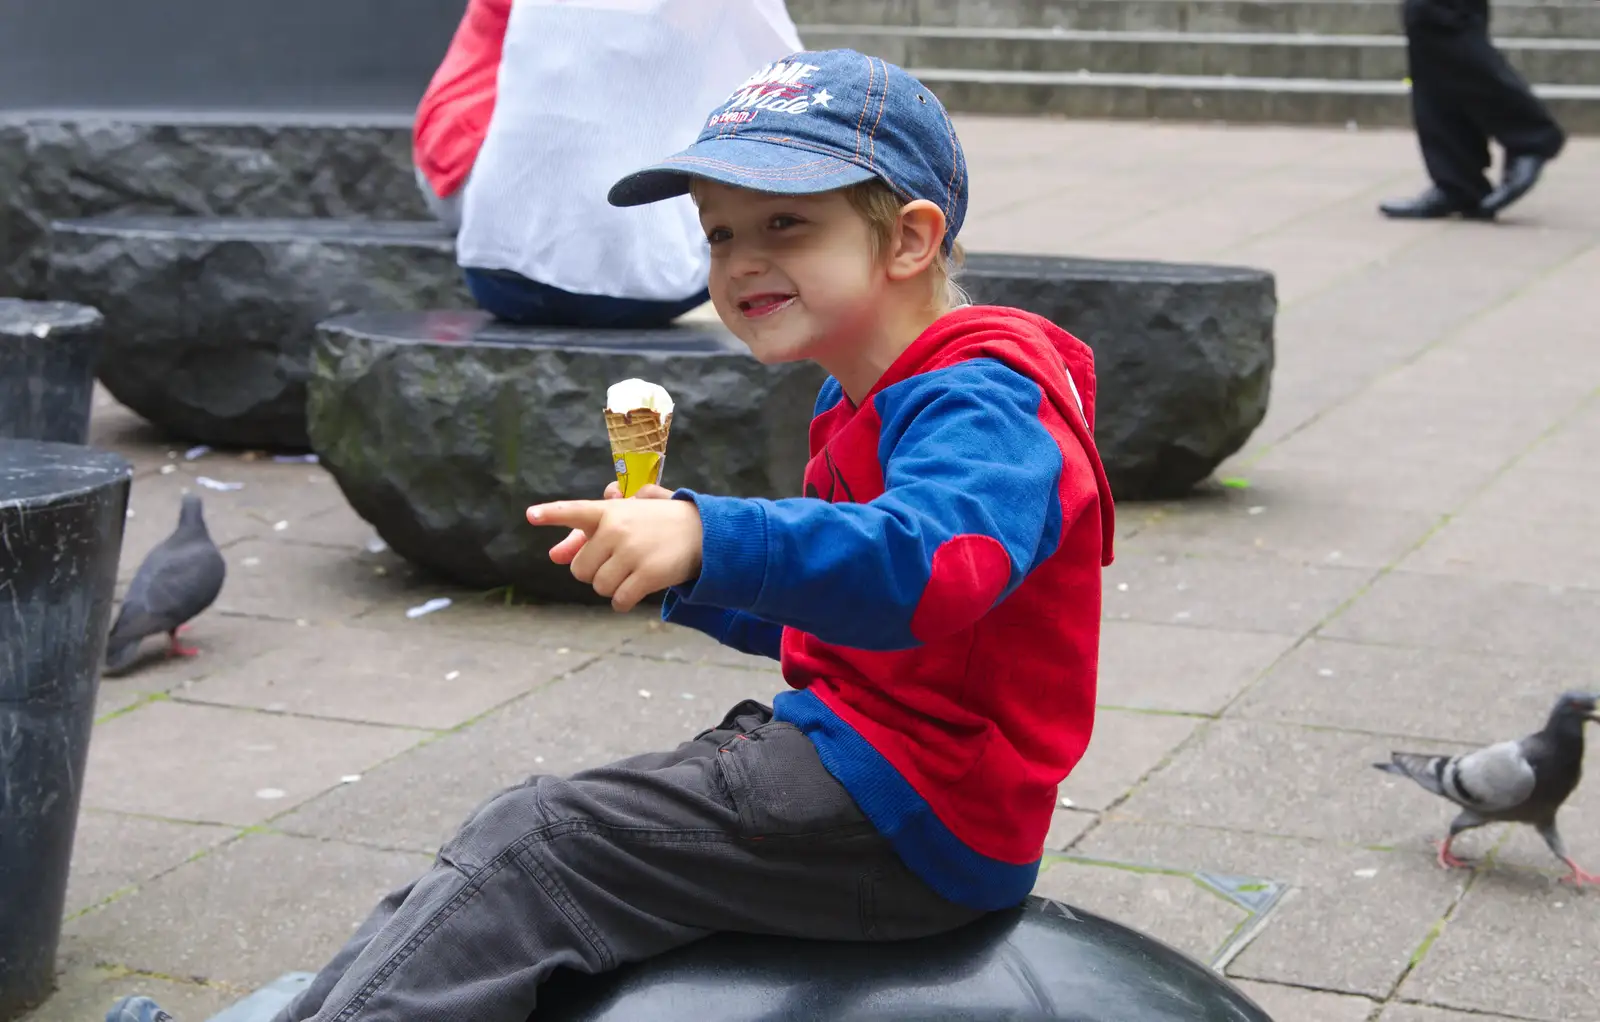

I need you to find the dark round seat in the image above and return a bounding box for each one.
[0,439,132,1018]
[0,298,105,444]
[532,896,1273,1022]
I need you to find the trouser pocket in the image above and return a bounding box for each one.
[715,721,872,839]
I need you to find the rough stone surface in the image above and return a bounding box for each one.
[308,311,828,602]
[0,299,104,444]
[46,216,470,450]
[0,114,419,300]
[958,252,1276,500]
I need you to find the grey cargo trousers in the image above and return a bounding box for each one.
[272,699,985,1021]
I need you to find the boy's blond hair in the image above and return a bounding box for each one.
[841,180,969,311]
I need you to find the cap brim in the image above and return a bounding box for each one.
[608,137,877,207]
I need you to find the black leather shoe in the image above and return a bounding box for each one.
[1480,153,1548,215]
[1379,187,1493,221]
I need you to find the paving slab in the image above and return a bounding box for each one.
[1116,718,1475,848]
[1237,451,1499,520]
[1231,980,1378,1022]
[1119,481,1438,570]
[618,619,786,673]
[1400,510,1600,593]
[82,699,425,826]
[1517,397,1600,479]
[176,622,579,730]
[1102,552,1370,636]
[1228,637,1579,745]
[1378,1004,1532,1022]
[1058,707,1203,811]
[1322,570,1600,664]
[64,810,238,916]
[213,538,401,623]
[1096,619,1295,715]
[349,591,656,655]
[117,458,347,578]
[1031,857,1255,966]
[93,616,310,713]
[1466,459,1600,525]
[275,657,787,853]
[1075,820,1463,998]
[17,945,239,1022]
[63,832,426,992]
[1400,869,1600,1022]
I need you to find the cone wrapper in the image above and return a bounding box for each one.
[605,408,672,497]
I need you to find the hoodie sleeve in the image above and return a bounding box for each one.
[667,359,1073,651]
[658,595,783,661]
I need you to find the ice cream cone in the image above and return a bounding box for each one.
[605,408,672,497]
[604,379,675,497]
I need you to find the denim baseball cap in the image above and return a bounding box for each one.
[607,48,968,250]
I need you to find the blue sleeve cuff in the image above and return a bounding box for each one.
[660,589,783,661]
[673,489,769,611]
[659,588,732,635]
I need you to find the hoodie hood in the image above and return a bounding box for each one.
[864,304,1116,566]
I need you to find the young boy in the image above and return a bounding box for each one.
[109,49,1113,1022]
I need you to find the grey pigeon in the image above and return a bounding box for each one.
[1374,690,1599,885]
[104,492,227,674]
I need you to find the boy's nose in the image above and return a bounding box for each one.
[726,245,770,277]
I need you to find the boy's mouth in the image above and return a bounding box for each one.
[736,292,797,318]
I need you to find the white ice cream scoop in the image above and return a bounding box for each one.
[606,378,674,415]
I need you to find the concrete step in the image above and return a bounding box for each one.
[801,25,1600,85]
[907,67,1600,131]
[787,0,1600,39]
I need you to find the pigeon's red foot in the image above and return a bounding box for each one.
[1435,838,1471,870]
[167,636,200,658]
[1558,859,1600,887]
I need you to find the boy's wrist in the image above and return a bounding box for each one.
[670,489,768,611]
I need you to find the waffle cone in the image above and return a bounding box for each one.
[604,408,672,497]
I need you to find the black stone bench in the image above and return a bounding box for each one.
[0,440,132,1019]
[959,253,1276,501]
[205,896,1271,1022]
[309,310,826,604]
[45,215,473,450]
[1,112,423,301]
[0,298,105,444]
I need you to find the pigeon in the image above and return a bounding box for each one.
[1374,690,1600,886]
[104,492,227,674]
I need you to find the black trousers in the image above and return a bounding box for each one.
[1402,0,1565,204]
[270,700,983,1022]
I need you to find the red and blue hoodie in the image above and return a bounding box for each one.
[663,304,1115,911]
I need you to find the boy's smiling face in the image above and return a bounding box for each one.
[695,180,885,366]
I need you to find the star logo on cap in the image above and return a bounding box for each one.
[813,89,833,108]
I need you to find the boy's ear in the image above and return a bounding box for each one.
[885,200,947,283]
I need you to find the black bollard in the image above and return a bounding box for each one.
[0,440,131,1020]
[0,299,106,445]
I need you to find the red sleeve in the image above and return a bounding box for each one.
[412,0,513,197]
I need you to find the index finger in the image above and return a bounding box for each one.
[526,500,608,532]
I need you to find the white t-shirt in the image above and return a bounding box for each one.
[455,0,803,301]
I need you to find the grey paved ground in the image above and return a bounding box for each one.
[23,117,1600,1022]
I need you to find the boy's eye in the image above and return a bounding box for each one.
[705,226,732,244]
[769,214,803,230]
